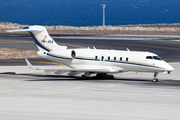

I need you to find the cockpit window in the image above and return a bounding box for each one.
[146,56,153,59]
[153,56,163,60]
[146,56,163,60]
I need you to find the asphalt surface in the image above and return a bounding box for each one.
[0,63,180,120]
[0,33,180,66]
[1,33,180,120]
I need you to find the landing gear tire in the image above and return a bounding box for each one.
[96,74,103,79]
[96,73,107,79]
[153,72,159,82]
[82,75,89,80]
[153,78,158,82]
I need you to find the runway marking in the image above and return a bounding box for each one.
[52,36,169,40]
[57,39,180,50]
[0,41,86,48]
[163,55,180,61]
[109,42,180,51]
[57,43,87,48]
[0,81,67,97]
[171,40,180,42]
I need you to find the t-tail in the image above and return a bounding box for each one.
[7,26,67,51]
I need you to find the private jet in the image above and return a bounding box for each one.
[7,26,174,82]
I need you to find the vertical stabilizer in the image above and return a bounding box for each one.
[7,26,67,51]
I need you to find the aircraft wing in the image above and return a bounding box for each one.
[25,59,123,74]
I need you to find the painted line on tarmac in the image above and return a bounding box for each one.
[0,41,86,48]
[171,40,180,42]
[109,42,180,51]
[52,36,180,41]
[57,43,87,48]
[53,36,158,40]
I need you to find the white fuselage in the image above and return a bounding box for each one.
[7,25,174,81]
[37,48,174,74]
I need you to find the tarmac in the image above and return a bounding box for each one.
[0,33,180,119]
[0,63,180,120]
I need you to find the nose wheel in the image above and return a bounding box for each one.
[153,72,158,82]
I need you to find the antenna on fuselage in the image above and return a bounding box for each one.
[127,48,130,51]
[93,46,96,50]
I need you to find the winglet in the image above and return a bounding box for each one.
[25,59,37,70]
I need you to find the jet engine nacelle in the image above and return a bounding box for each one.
[37,51,48,58]
[37,50,76,59]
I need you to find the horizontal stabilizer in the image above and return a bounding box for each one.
[6,28,43,33]
[7,26,67,51]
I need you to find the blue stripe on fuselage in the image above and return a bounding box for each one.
[106,60,161,69]
[29,32,51,52]
[47,53,162,69]
[75,57,99,61]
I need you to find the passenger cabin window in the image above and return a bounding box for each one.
[108,56,110,61]
[126,58,128,61]
[95,56,98,60]
[71,50,76,59]
[101,56,104,61]
[114,57,116,61]
[120,57,122,61]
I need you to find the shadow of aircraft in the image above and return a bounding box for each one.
[1,72,180,87]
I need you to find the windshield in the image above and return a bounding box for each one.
[146,56,163,60]
[153,56,163,60]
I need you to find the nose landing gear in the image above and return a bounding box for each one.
[153,72,158,82]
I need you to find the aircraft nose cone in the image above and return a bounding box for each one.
[166,64,174,71]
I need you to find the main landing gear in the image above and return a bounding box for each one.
[153,72,158,82]
[96,73,106,79]
[81,73,107,80]
[81,72,92,80]
[82,75,89,80]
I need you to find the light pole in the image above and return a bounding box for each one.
[101,4,106,27]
